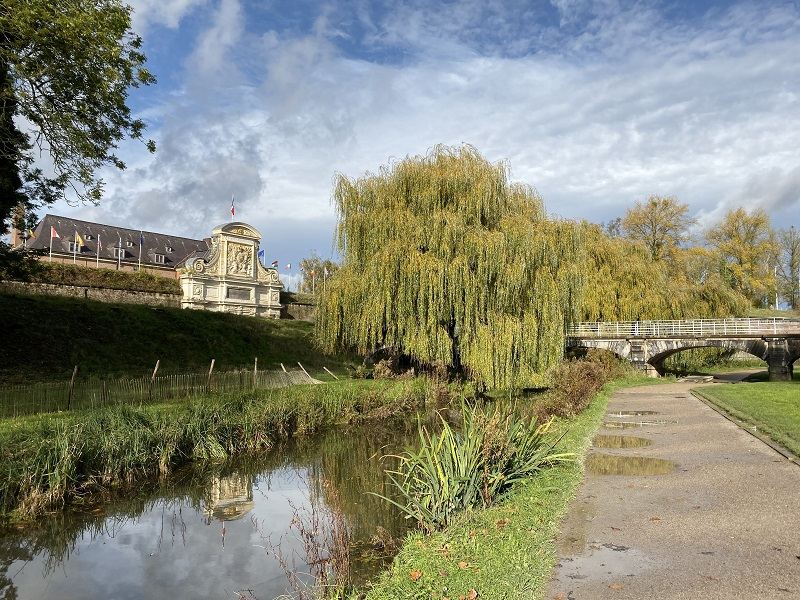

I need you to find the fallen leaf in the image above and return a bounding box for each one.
[536,548,543,555]
[649,516,661,521]
[439,571,448,577]
[458,561,470,569]
[409,570,422,581]
[627,484,635,488]
[611,526,621,531]
[554,595,565,600]
[693,506,701,510]
[466,589,478,599]
[609,583,624,590]
[705,575,717,581]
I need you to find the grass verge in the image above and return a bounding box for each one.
[362,375,652,600]
[693,380,800,458]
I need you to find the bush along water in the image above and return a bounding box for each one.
[374,402,573,532]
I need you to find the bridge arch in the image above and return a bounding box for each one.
[645,339,769,375]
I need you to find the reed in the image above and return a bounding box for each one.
[375,402,572,531]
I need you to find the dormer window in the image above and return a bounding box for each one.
[126,241,134,247]
[85,234,93,241]
[113,247,125,258]
[165,246,173,253]
[68,241,79,253]
[154,253,165,264]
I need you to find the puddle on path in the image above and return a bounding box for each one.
[586,453,677,476]
[604,419,677,428]
[554,541,655,580]
[593,435,652,449]
[608,410,659,417]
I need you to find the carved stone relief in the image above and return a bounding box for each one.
[226,242,253,276]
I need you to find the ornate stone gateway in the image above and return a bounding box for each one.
[179,222,283,318]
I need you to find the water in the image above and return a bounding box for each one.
[0,421,421,600]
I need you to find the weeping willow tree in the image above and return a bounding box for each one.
[581,223,749,321]
[316,145,585,390]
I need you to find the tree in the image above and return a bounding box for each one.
[0,0,155,234]
[298,251,338,294]
[705,208,775,307]
[316,145,585,390]
[581,224,747,322]
[776,226,800,309]
[620,195,695,261]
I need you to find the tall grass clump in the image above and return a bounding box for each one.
[376,403,572,531]
[0,377,457,518]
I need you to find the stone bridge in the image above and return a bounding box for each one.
[566,318,800,382]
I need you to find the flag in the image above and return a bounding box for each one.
[257,249,265,264]
[139,231,144,246]
[51,226,60,238]
[271,260,279,267]
[76,232,84,247]
[97,236,102,250]
[310,270,315,277]
[285,263,291,269]
[27,229,35,239]
[324,267,329,277]
[230,195,235,217]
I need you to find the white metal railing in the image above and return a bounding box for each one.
[567,318,800,339]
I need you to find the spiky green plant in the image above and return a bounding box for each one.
[374,403,572,531]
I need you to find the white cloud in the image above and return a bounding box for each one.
[48,0,800,263]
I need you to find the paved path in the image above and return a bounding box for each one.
[547,378,800,600]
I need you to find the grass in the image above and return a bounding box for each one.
[0,377,459,519]
[361,375,653,600]
[693,377,800,457]
[0,290,352,384]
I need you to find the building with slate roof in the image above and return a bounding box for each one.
[14,214,210,278]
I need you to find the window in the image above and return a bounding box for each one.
[165,246,173,253]
[85,234,93,240]
[154,253,165,264]
[68,241,79,253]
[113,247,124,258]
[126,241,134,247]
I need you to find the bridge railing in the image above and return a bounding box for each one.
[567,318,800,338]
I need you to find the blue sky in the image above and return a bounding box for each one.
[38,0,800,287]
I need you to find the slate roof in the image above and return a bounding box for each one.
[24,214,210,269]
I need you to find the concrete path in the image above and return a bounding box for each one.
[547,378,800,600]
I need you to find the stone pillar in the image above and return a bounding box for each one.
[629,340,660,378]
[764,338,793,382]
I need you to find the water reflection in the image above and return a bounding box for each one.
[0,418,422,600]
[593,435,653,449]
[604,419,678,428]
[585,453,677,476]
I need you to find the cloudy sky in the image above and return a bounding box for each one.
[42,0,800,280]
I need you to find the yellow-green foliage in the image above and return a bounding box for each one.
[581,224,748,321]
[316,145,585,390]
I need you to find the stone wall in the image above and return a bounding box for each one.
[281,302,316,322]
[0,281,181,308]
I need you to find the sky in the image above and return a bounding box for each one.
[32,0,800,287]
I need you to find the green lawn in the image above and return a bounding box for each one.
[693,380,800,457]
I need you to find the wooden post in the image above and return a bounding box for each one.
[297,362,312,381]
[149,359,160,402]
[253,357,258,389]
[67,365,78,411]
[280,363,287,373]
[207,359,215,393]
[323,366,339,380]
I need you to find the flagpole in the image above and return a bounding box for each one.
[73,230,77,264]
[138,231,142,270]
[118,235,122,270]
[96,235,100,268]
[49,232,53,262]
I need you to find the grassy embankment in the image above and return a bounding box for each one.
[693,374,800,458]
[0,291,346,384]
[0,376,456,519]
[363,374,654,600]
